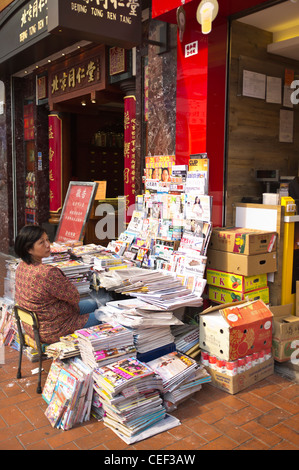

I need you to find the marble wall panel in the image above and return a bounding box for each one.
[147,23,177,157]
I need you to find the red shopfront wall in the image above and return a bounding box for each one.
[152,0,272,227]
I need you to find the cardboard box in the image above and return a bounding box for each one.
[270,304,299,362]
[208,285,269,304]
[199,300,273,361]
[206,269,268,293]
[207,249,277,276]
[209,227,277,255]
[206,358,274,394]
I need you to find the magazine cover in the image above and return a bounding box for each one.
[185,193,212,222]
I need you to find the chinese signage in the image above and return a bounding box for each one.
[24,103,34,141]
[55,181,98,243]
[48,113,62,214]
[48,45,106,106]
[0,0,48,64]
[47,0,142,49]
[109,47,126,76]
[124,95,136,224]
[19,0,48,44]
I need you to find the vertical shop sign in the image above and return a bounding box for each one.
[124,95,136,223]
[48,113,62,218]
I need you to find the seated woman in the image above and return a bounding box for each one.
[14,225,101,344]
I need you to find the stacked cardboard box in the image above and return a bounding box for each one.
[207,227,277,304]
[270,304,299,363]
[199,300,274,394]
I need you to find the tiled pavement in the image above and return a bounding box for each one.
[0,253,299,451]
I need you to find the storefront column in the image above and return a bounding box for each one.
[48,111,71,227]
[48,113,63,224]
[121,80,137,224]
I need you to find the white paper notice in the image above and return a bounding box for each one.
[279,109,294,143]
[242,70,266,99]
[283,85,294,108]
[266,76,282,104]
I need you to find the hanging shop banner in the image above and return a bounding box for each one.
[47,0,142,49]
[55,181,98,243]
[48,45,106,107]
[124,95,136,224]
[48,113,63,214]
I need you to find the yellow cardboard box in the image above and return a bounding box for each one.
[208,285,269,304]
[206,269,268,293]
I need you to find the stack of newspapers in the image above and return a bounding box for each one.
[75,323,136,369]
[97,267,203,310]
[93,356,180,444]
[147,351,211,411]
[97,297,183,361]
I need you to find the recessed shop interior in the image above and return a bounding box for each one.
[225,0,299,225]
[52,87,125,200]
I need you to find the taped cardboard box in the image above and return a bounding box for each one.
[206,357,274,394]
[206,269,268,293]
[270,304,299,362]
[207,249,277,277]
[209,227,277,255]
[199,300,273,361]
[208,285,269,305]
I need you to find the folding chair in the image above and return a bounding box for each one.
[14,305,45,394]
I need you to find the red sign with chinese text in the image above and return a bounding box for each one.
[48,113,62,214]
[55,182,97,243]
[124,95,136,223]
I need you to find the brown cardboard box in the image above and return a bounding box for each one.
[206,358,274,394]
[209,227,277,255]
[270,304,299,362]
[199,300,273,361]
[207,249,277,277]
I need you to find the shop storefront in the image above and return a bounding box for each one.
[0,0,144,252]
[0,0,298,312]
[150,0,299,310]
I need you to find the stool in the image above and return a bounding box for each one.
[13,305,46,394]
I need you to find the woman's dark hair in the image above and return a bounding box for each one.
[14,225,47,264]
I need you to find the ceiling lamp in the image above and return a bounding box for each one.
[197,0,219,35]
[176,6,186,42]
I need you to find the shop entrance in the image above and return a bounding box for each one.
[49,86,125,244]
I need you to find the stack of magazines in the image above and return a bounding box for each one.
[147,351,211,410]
[163,366,212,411]
[75,323,136,369]
[42,357,94,430]
[42,242,71,264]
[171,324,200,358]
[93,356,180,444]
[45,333,80,360]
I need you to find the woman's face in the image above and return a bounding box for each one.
[161,169,169,182]
[28,232,51,262]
